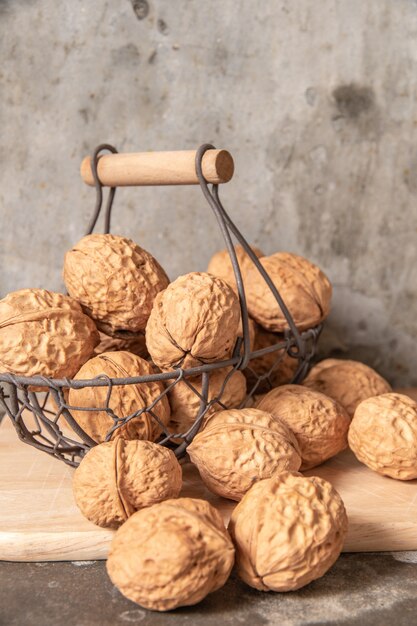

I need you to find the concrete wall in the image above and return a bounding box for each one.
[1,0,417,385]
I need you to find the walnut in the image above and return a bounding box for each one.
[146,272,240,371]
[168,367,247,436]
[187,408,301,500]
[237,315,256,351]
[348,393,417,480]
[63,234,169,334]
[229,471,348,591]
[257,384,350,470]
[0,288,99,378]
[94,330,148,359]
[73,439,182,528]
[304,358,392,418]
[106,497,235,611]
[207,244,264,292]
[244,324,299,393]
[245,252,332,331]
[68,351,170,443]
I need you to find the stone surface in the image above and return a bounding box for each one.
[1,0,417,384]
[1,554,417,625]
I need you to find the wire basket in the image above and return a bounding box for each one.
[0,144,322,466]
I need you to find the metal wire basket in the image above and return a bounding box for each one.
[0,144,322,466]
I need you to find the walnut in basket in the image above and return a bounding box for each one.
[187,408,301,500]
[245,252,332,331]
[73,439,182,528]
[63,234,169,335]
[348,393,417,480]
[229,472,348,591]
[68,351,170,443]
[257,384,350,470]
[304,358,392,418]
[168,366,247,436]
[94,330,148,359]
[244,324,299,393]
[0,288,99,379]
[207,244,264,292]
[106,498,235,611]
[146,272,240,371]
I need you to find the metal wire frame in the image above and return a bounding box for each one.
[0,144,322,466]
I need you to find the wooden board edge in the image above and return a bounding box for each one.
[0,530,114,562]
[2,522,417,562]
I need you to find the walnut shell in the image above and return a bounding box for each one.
[187,408,301,501]
[244,324,299,393]
[229,472,348,591]
[73,439,182,528]
[63,234,169,334]
[146,272,240,371]
[106,497,235,611]
[348,393,417,480]
[68,351,170,443]
[207,244,264,292]
[304,358,392,418]
[0,288,99,378]
[168,367,247,436]
[257,384,350,470]
[245,252,332,331]
[94,331,148,359]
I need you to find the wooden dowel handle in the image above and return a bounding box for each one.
[80,149,234,187]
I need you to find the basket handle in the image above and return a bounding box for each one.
[80,149,234,187]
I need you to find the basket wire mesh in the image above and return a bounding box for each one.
[0,144,322,466]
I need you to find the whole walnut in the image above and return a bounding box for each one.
[304,358,392,418]
[257,384,350,470]
[187,408,301,500]
[229,472,348,591]
[73,439,182,528]
[348,393,417,480]
[245,252,332,331]
[244,324,299,393]
[168,367,247,436]
[94,330,148,359]
[146,272,240,371]
[63,234,169,334]
[68,351,170,443]
[0,288,99,378]
[207,244,264,292]
[106,497,235,611]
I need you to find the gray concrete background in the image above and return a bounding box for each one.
[1,0,417,385]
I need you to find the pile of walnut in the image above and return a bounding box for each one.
[2,233,416,613]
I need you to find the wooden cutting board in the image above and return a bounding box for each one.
[1,396,417,562]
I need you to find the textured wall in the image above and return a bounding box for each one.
[1,0,417,385]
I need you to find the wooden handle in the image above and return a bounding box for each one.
[80,149,234,187]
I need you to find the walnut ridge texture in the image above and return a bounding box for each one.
[0,288,99,378]
[257,384,350,470]
[68,351,170,443]
[245,252,332,331]
[63,234,169,334]
[146,272,240,371]
[73,439,182,528]
[106,497,235,611]
[348,393,417,480]
[304,358,392,418]
[229,472,348,591]
[187,408,302,500]
[207,244,264,292]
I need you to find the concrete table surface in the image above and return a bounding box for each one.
[1,553,416,626]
